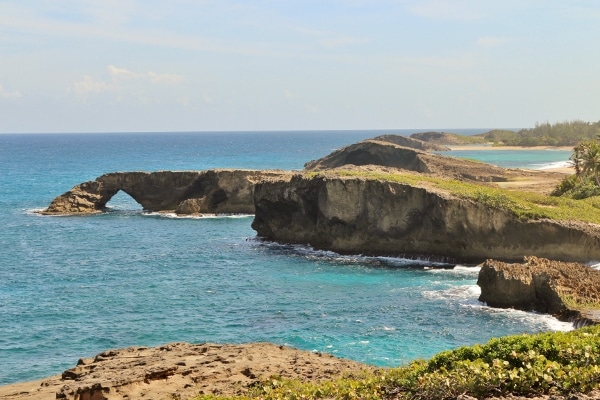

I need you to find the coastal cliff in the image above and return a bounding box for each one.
[252,173,600,263]
[41,169,288,215]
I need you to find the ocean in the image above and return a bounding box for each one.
[0,130,574,385]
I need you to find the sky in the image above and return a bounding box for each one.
[0,0,599,133]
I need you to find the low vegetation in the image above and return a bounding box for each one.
[315,169,600,225]
[552,137,600,199]
[195,325,600,399]
[476,120,600,147]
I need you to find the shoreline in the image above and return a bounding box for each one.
[447,144,573,151]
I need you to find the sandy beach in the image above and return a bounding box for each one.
[448,145,574,151]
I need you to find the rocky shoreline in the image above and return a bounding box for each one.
[0,342,374,400]
[3,338,600,400]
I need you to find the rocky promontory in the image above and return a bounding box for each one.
[41,169,289,215]
[303,139,565,190]
[252,173,600,263]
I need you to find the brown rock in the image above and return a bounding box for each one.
[40,170,289,215]
[478,256,600,323]
[303,140,564,187]
[0,342,373,400]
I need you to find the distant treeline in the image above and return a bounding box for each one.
[477,120,600,146]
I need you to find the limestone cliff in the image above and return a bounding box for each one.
[41,170,289,215]
[252,174,600,263]
[478,257,600,324]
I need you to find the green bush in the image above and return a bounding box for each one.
[194,326,600,400]
[553,174,600,199]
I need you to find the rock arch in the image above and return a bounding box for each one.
[41,170,289,215]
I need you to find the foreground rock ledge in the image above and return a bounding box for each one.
[478,256,600,325]
[0,342,373,400]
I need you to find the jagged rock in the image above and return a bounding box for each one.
[41,170,289,215]
[252,174,600,263]
[478,257,600,324]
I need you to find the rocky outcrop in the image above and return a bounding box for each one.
[410,131,485,145]
[0,342,372,400]
[41,170,289,215]
[304,140,538,183]
[370,134,450,151]
[478,257,600,325]
[252,174,600,263]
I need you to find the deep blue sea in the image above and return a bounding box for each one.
[0,130,574,385]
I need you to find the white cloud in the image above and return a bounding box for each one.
[147,71,185,84]
[70,65,185,97]
[0,83,23,99]
[108,65,135,78]
[71,76,110,95]
[408,1,486,21]
[476,36,515,47]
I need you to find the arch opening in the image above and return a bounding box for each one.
[105,190,143,211]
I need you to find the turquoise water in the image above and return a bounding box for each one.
[0,131,573,385]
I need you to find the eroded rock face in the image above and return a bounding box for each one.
[41,170,289,215]
[478,257,600,324]
[252,174,600,263]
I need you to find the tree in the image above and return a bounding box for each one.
[570,138,600,187]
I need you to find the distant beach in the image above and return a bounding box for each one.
[448,145,573,152]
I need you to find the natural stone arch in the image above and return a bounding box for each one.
[41,170,290,215]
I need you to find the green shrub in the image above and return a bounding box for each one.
[193,326,600,400]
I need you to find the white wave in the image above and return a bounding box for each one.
[535,161,572,170]
[587,261,600,270]
[377,256,452,268]
[465,303,574,332]
[422,284,480,301]
[26,208,49,216]
[425,264,480,277]
[142,212,253,219]
[257,241,457,268]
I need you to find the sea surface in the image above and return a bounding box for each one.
[0,130,574,385]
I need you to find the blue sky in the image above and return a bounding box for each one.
[1,0,599,133]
